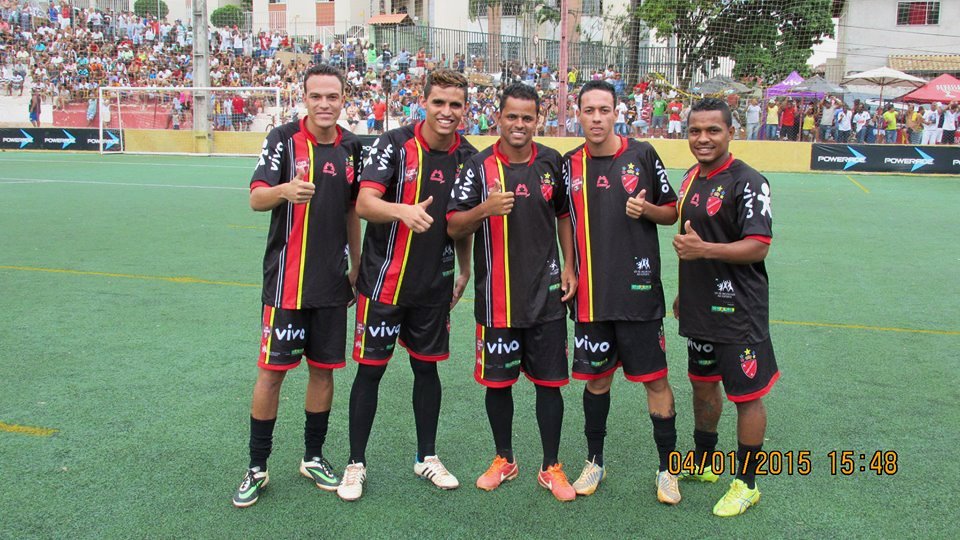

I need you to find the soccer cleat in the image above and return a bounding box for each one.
[679,465,720,483]
[476,456,519,491]
[232,467,269,508]
[656,470,682,505]
[337,462,367,502]
[299,456,340,492]
[537,463,576,502]
[572,459,606,496]
[712,479,760,517]
[414,455,460,490]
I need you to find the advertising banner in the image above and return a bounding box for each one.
[811,143,960,174]
[0,128,123,152]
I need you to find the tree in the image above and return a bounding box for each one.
[635,0,833,89]
[468,0,503,72]
[133,0,169,19]
[211,5,244,29]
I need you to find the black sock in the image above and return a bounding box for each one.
[304,410,329,460]
[583,388,609,466]
[485,386,514,462]
[249,416,276,471]
[693,429,719,472]
[651,414,677,472]
[347,363,386,464]
[535,384,563,470]
[736,442,763,489]
[411,359,441,461]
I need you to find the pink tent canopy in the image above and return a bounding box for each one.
[900,74,960,103]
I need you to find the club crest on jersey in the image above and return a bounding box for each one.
[344,157,355,184]
[430,169,445,183]
[515,183,530,197]
[572,176,583,192]
[739,348,758,379]
[658,325,666,352]
[621,163,639,193]
[540,172,555,200]
[597,175,610,189]
[404,167,418,183]
[295,159,309,178]
[707,185,726,216]
[355,322,365,336]
[322,161,336,176]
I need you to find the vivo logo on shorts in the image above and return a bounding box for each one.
[486,338,520,355]
[274,324,305,341]
[687,339,714,353]
[369,322,401,338]
[575,335,610,353]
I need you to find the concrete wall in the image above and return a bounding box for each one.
[838,0,958,75]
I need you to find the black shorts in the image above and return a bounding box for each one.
[258,305,347,371]
[374,119,384,131]
[572,320,668,382]
[686,337,780,403]
[352,294,449,365]
[474,319,568,388]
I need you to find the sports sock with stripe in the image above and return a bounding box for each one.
[583,387,609,466]
[485,386,514,462]
[249,416,276,471]
[411,358,441,461]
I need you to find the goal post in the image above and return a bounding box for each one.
[97,86,283,156]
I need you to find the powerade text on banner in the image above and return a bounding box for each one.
[811,143,960,174]
[0,128,122,152]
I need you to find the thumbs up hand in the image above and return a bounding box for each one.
[483,184,515,217]
[282,169,316,204]
[673,220,707,260]
[401,195,435,233]
[625,188,648,219]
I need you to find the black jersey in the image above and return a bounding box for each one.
[449,141,569,328]
[564,136,676,322]
[676,155,774,343]
[356,122,477,307]
[250,120,363,309]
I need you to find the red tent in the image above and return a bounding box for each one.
[900,74,960,103]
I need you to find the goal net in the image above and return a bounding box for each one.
[97,86,284,155]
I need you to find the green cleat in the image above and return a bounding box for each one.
[300,457,340,491]
[232,467,269,508]
[712,479,760,517]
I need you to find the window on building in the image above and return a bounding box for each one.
[469,1,527,19]
[897,2,939,25]
[581,0,603,17]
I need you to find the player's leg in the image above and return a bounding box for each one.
[338,296,401,501]
[684,338,723,484]
[475,324,521,491]
[523,319,575,502]
[299,306,347,491]
[570,322,616,496]
[233,306,305,508]
[712,340,779,517]
[401,307,458,489]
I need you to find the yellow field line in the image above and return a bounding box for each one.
[845,174,870,194]
[0,421,59,437]
[771,319,959,336]
[0,265,258,288]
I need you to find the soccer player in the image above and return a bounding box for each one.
[337,69,477,502]
[232,64,363,508]
[672,98,779,517]
[563,80,681,503]
[447,83,578,502]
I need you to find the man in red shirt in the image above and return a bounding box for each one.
[778,99,797,141]
[372,98,387,134]
[667,99,684,139]
[232,94,246,131]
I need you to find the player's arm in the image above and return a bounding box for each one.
[356,187,435,233]
[346,206,361,284]
[250,170,314,211]
[673,220,769,264]
[625,188,678,225]
[446,186,514,240]
[557,216,577,302]
[450,236,471,310]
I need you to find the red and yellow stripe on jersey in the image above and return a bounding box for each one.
[569,148,594,322]
[676,154,735,232]
[482,152,512,327]
[258,305,278,365]
[353,294,371,361]
[374,137,425,304]
[280,132,315,309]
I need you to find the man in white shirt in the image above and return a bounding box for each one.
[921,103,939,145]
[941,101,958,145]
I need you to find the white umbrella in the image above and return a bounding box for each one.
[840,66,926,104]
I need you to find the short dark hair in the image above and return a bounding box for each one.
[577,80,616,107]
[424,68,468,102]
[690,98,732,127]
[303,63,346,94]
[499,83,540,112]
